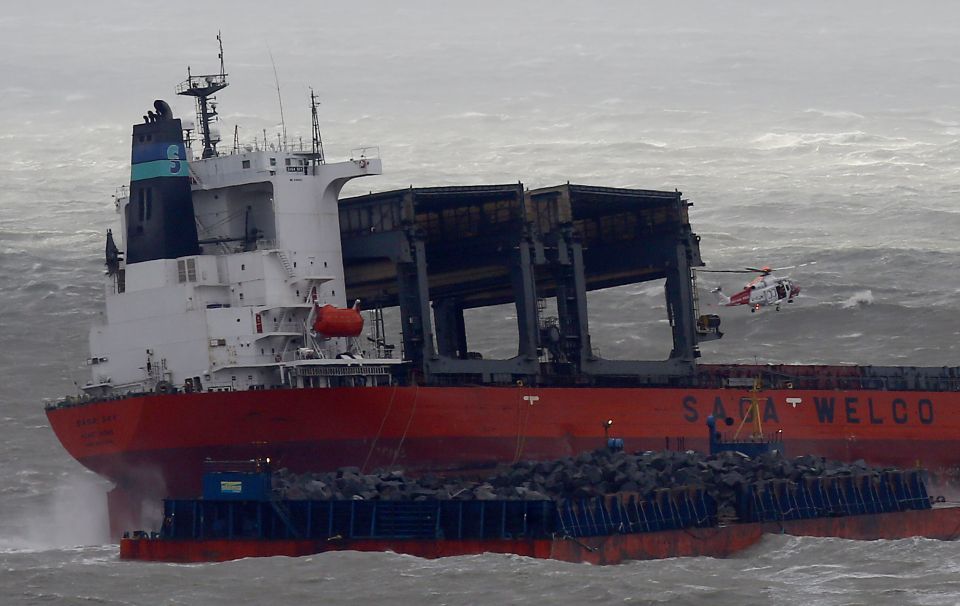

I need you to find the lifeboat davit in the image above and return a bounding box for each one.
[312,303,363,337]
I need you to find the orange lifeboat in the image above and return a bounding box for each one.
[312,304,363,337]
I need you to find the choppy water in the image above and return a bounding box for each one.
[8,536,960,606]
[3,1,960,603]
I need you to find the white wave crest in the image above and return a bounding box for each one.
[803,108,866,120]
[841,290,874,308]
[752,131,866,150]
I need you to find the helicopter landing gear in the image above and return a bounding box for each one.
[776,304,781,311]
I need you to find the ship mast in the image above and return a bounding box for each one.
[177,32,229,159]
[733,376,766,441]
[310,88,326,166]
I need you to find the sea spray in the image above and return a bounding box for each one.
[3,473,110,550]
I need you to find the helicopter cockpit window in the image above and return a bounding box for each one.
[777,284,787,298]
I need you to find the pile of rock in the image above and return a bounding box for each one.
[273,448,899,516]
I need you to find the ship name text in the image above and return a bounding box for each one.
[681,395,935,426]
[76,413,118,446]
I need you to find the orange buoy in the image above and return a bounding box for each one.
[312,304,363,337]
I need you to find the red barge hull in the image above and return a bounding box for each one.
[47,383,960,535]
[119,506,960,564]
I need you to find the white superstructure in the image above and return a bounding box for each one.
[84,80,401,397]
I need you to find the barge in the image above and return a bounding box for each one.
[120,462,957,564]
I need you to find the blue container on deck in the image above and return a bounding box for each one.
[202,471,271,501]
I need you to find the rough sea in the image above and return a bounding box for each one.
[3,1,960,603]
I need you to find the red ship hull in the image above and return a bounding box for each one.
[47,384,960,535]
[119,506,960,564]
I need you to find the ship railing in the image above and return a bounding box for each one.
[45,394,92,410]
[700,364,960,392]
[48,379,154,409]
[350,146,380,161]
[255,238,278,251]
[361,344,395,360]
[160,499,557,542]
[556,489,717,538]
[737,471,932,523]
[291,364,392,377]
[176,73,228,95]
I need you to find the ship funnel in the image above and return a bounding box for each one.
[154,99,173,120]
[125,100,201,264]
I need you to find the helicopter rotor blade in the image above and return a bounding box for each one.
[698,261,813,275]
[744,265,797,274]
[694,269,756,274]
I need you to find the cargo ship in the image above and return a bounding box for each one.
[45,48,960,538]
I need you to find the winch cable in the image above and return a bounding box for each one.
[361,385,399,474]
[390,385,420,467]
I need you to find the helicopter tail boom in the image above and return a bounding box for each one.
[710,287,731,306]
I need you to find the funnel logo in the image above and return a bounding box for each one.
[167,144,182,174]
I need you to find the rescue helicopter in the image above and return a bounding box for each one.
[698,266,802,312]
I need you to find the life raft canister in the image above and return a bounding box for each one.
[312,304,364,337]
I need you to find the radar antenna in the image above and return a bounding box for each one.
[177,31,229,159]
[310,88,326,166]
